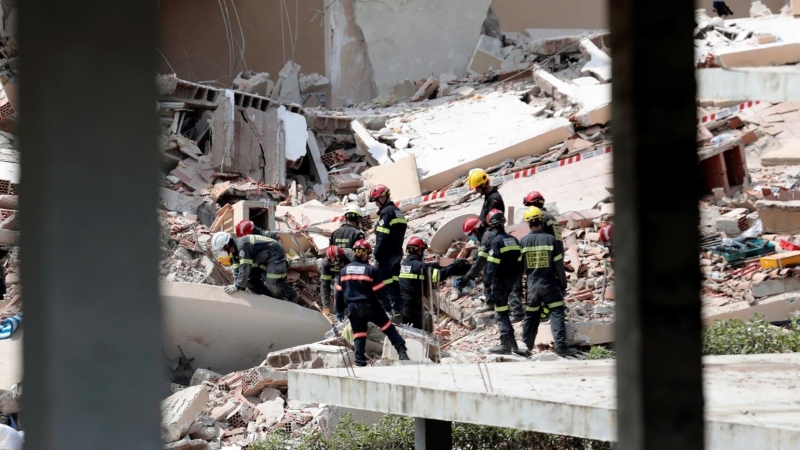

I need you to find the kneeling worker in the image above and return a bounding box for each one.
[519,207,576,356]
[211,231,299,303]
[335,239,410,366]
[399,236,470,329]
[321,206,365,314]
[321,245,355,317]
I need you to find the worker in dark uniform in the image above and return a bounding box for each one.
[211,231,298,303]
[320,245,355,316]
[399,236,470,329]
[600,223,614,263]
[522,191,562,240]
[235,219,279,239]
[320,206,365,314]
[335,239,410,366]
[519,207,576,356]
[483,210,525,355]
[468,168,505,226]
[368,184,407,322]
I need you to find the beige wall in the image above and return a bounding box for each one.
[493,0,789,32]
[158,0,325,88]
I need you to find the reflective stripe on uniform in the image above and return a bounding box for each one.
[382,277,394,285]
[486,256,501,264]
[526,306,540,312]
[478,251,489,258]
[341,275,373,282]
[521,245,554,253]
[320,275,333,280]
[399,273,424,280]
[248,235,273,244]
[432,269,440,283]
[553,254,563,261]
[547,301,565,308]
[266,273,286,279]
[393,276,400,282]
[380,320,393,331]
[231,263,241,269]
[494,305,509,312]
[389,218,407,226]
[353,331,368,339]
[376,226,391,234]
[372,282,386,291]
[500,245,520,253]
[240,258,254,265]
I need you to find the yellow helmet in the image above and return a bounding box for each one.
[468,169,490,189]
[524,206,544,223]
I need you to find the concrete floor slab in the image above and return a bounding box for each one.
[290,354,800,448]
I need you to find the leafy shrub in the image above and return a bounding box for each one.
[703,314,800,355]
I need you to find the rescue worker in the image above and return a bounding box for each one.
[368,184,407,321]
[522,191,562,240]
[211,231,299,303]
[235,219,278,239]
[519,207,576,356]
[468,168,505,226]
[320,206,365,314]
[335,239,410,366]
[321,245,355,317]
[600,224,614,263]
[483,209,525,355]
[399,236,470,329]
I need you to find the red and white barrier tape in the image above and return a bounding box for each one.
[697,100,760,125]
[298,145,613,230]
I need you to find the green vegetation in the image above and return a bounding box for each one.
[702,314,800,355]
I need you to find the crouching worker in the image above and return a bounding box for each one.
[335,239,410,366]
[320,245,355,317]
[211,231,299,303]
[400,236,470,329]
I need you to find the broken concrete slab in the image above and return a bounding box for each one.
[160,188,204,214]
[0,195,17,210]
[0,389,19,415]
[299,73,330,94]
[703,291,800,324]
[756,200,800,234]
[279,106,308,163]
[751,277,800,298]
[382,325,438,362]
[349,0,493,97]
[533,68,611,126]
[190,368,221,386]
[761,138,800,166]
[275,61,303,105]
[161,385,209,443]
[164,438,211,450]
[579,37,611,83]
[160,281,330,374]
[524,29,606,55]
[392,79,418,99]
[256,397,285,423]
[307,131,330,187]
[715,42,800,68]
[351,120,390,165]
[468,35,504,76]
[265,342,353,370]
[361,155,421,207]
[410,76,440,102]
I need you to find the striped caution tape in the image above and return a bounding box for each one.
[298,145,613,230]
[697,100,760,125]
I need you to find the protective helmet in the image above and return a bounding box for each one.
[344,205,363,220]
[468,169,490,190]
[406,236,428,252]
[486,209,506,227]
[326,245,345,260]
[353,239,372,254]
[462,217,482,235]
[235,220,255,237]
[600,224,614,243]
[524,206,544,223]
[368,184,390,202]
[523,191,544,207]
[211,231,232,252]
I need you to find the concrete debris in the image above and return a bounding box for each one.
[161,385,209,443]
[274,61,303,105]
[468,35,505,76]
[232,71,272,97]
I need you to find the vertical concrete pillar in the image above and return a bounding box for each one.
[610,0,705,448]
[19,1,162,449]
[415,417,452,450]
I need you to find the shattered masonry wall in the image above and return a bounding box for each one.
[157,0,325,86]
[350,0,493,98]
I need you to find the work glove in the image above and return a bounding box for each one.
[224,285,239,294]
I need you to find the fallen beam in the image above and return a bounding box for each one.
[696,68,800,103]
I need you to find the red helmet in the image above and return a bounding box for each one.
[600,224,614,243]
[368,184,390,202]
[326,245,345,261]
[523,191,544,206]
[235,220,255,237]
[462,217,482,235]
[486,209,506,227]
[406,236,428,251]
[353,239,372,254]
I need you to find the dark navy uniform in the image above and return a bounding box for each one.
[335,261,408,366]
[483,232,522,339]
[234,234,298,303]
[320,249,355,311]
[479,186,504,225]
[519,230,568,352]
[399,254,469,328]
[373,202,407,317]
[329,223,364,250]
[541,208,563,241]
[320,224,363,310]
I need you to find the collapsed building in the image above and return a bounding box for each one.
[4,0,800,448]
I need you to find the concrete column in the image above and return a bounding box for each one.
[19,1,162,449]
[610,0,705,449]
[415,417,452,450]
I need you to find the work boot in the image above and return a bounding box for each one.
[476,303,493,313]
[556,347,578,357]
[510,314,523,324]
[488,334,512,354]
[397,349,410,361]
[509,338,527,357]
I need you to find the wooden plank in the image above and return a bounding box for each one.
[760,251,800,269]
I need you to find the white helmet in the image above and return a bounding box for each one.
[344,205,363,217]
[211,232,232,252]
